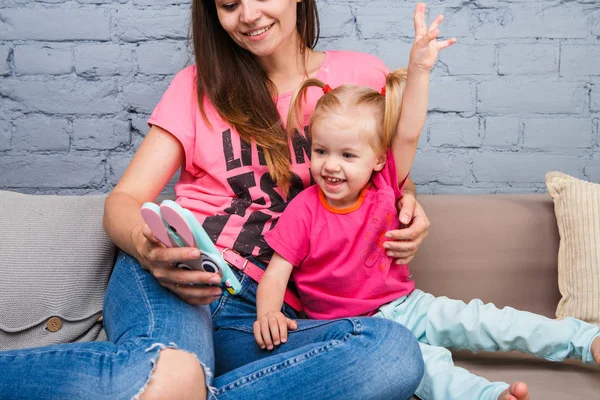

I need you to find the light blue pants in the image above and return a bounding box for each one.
[373,289,600,400]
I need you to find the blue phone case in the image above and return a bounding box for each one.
[141,200,241,295]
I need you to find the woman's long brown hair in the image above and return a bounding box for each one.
[191,1,320,195]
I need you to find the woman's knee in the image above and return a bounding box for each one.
[361,317,424,393]
[139,349,208,400]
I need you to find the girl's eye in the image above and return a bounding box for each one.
[314,149,326,155]
[343,153,356,159]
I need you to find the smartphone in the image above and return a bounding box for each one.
[141,200,241,295]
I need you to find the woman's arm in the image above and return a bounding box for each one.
[103,125,223,304]
[254,253,297,350]
[388,185,431,264]
[103,125,183,258]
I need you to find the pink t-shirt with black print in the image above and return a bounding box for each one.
[148,51,389,259]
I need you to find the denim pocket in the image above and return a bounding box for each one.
[211,270,255,326]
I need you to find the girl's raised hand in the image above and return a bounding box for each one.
[409,2,456,72]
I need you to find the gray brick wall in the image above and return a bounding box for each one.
[1,0,599,195]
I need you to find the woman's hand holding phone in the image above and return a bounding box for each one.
[134,223,224,305]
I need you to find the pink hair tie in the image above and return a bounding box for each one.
[322,84,332,94]
[380,86,386,96]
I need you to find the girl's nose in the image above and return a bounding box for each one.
[324,157,341,172]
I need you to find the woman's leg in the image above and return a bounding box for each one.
[210,270,424,400]
[0,252,215,400]
[103,252,215,399]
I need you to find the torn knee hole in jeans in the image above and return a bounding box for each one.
[132,342,217,400]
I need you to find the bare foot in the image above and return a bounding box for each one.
[498,381,529,400]
[591,336,600,364]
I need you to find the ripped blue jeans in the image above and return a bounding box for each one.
[0,252,424,399]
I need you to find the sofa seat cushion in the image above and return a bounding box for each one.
[455,351,600,397]
[0,190,115,350]
[409,350,600,399]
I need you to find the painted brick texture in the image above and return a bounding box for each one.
[0,0,599,195]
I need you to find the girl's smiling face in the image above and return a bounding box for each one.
[310,113,386,209]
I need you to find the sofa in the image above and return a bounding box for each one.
[1,191,599,398]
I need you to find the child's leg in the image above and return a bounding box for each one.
[375,296,512,400]
[415,343,509,400]
[387,289,600,364]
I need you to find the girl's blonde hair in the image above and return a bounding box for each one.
[287,69,408,153]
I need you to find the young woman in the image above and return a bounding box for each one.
[0,1,431,399]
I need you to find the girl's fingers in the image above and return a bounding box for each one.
[276,319,288,344]
[413,3,428,37]
[268,315,282,345]
[427,29,440,42]
[428,14,444,33]
[287,318,298,331]
[415,28,438,50]
[261,321,274,350]
[253,321,266,349]
[437,37,457,50]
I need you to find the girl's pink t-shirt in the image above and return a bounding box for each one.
[264,151,415,319]
[148,51,389,259]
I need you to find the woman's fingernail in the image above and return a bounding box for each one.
[385,232,392,238]
[387,251,394,257]
[190,249,200,258]
[401,215,410,224]
[383,243,391,249]
[209,276,222,285]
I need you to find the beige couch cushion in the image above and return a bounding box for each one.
[546,171,600,326]
[0,190,115,350]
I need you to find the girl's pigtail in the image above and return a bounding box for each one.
[382,68,408,149]
[286,79,328,139]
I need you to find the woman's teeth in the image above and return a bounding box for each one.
[246,24,272,37]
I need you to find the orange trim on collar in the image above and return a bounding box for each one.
[318,185,370,214]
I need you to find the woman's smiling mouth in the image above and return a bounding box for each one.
[245,23,274,37]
